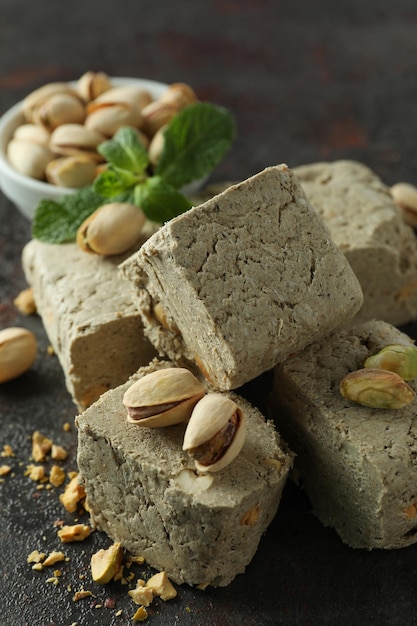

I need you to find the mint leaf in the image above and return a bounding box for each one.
[156,102,236,189]
[32,188,105,243]
[98,126,149,174]
[134,176,192,223]
[93,167,138,198]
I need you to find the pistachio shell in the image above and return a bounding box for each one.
[140,100,179,137]
[77,71,113,102]
[46,155,97,188]
[33,92,85,131]
[340,368,415,409]
[13,123,50,146]
[91,85,153,110]
[0,327,37,383]
[22,82,77,122]
[85,103,143,137]
[49,123,106,161]
[123,367,206,428]
[148,125,167,167]
[183,394,246,472]
[76,202,146,256]
[160,82,198,108]
[7,139,54,179]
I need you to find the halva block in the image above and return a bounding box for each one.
[121,164,363,391]
[271,319,417,549]
[76,359,294,587]
[22,239,157,409]
[294,160,417,325]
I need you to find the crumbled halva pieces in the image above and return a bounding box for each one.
[121,164,363,390]
[270,319,417,549]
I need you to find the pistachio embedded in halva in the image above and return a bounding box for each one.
[0,327,37,383]
[76,202,146,256]
[123,367,206,428]
[340,368,415,409]
[364,344,417,381]
[182,393,246,472]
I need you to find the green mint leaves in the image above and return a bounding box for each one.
[32,101,236,244]
[156,102,236,189]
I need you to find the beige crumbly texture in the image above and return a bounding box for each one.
[22,238,158,410]
[121,165,363,391]
[76,359,294,587]
[294,160,417,326]
[271,319,417,549]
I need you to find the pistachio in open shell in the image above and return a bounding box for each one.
[123,367,206,428]
[76,202,146,256]
[183,394,246,472]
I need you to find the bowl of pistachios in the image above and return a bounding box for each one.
[0,72,236,224]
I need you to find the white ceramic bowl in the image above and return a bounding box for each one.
[0,77,205,220]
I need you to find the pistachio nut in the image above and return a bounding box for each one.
[49,123,106,161]
[22,82,77,122]
[364,344,417,381]
[390,182,417,229]
[160,82,198,108]
[85,102,143,137]
[76,71,112,102]
[76,202,146,255]
[123,367,206,428]
[91,85,153,111]
[7,138,54,180]
[32,92,86,131]
[46,155,97,188]
[148,125,167,167]
[140,100,180,138]
[13,123,50,146]
[0,327,37,383]
[339,368,415,409]
[182,394,246,472]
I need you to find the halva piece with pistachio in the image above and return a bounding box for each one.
[76,359,294,587]
[270,319,417,549]
[121,164,363,390]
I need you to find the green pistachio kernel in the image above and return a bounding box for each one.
[340,368,415,409]
[364,344,417,381]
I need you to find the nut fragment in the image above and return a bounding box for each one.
[76,202,146,256]
[340,368,415,409]
[364,344,417,380]
[91,542,123,584]
[13,287,36,315]
[59,474,86,512]
[183,394,246,472]
[32,430,52,462]
[123,367,206,428]
[391,182,417,228]
[57,523,91,543]
[145,571,177,601]
[128,584,154,607]
[0,327,37,383]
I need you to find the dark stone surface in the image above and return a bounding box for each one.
[1,1,417,624]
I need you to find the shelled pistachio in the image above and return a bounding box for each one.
[340,368,415,409]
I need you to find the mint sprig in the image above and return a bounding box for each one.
[32,101,236,244]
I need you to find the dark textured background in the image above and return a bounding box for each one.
[1,1,417,624]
